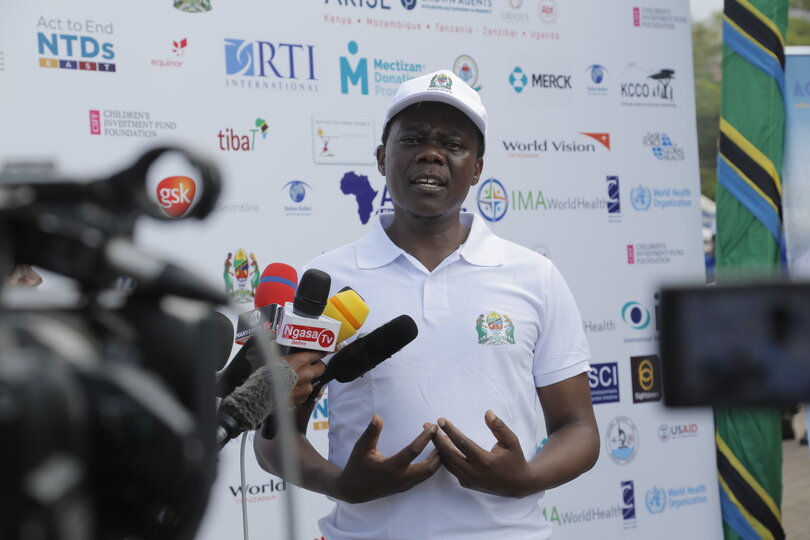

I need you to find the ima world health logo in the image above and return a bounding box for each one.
[37,16,116,72]
[477,178,509,222]
[224,38,318,91]
[606,416,639,465]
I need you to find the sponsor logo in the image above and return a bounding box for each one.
[151,38,187,68]
[645,484,709,512]
[658,423,698,442]
[620,63,675,107]
[477,178,509,222]
[539,0,557,22]
[621,481,637,529]
[417,0,492,14]
[631,354,662,403]
[156,176,196,217]
[508,66,528,93]
[793,79,810,107]
[453,55,481,90]
[644,132,685,161]
[224,249,260,304]
[324,0,393,9]
[605,416,639,465]
[212,202,260,213]
[583,319,616,333]
[174,0,212,13]
[589,362,620,404]
[475,311,516,345]
[632,6,687,30]
[217,118,268,151]
[281,324,336,348]
[585,64,608,96]
[340,171,379,224]
[283,180,312,217]
[631,184,692,211]
[224,38,318,91]
[645,486,666,514]
[37,16,116,72]
[500,0,528,24]
[228,478,286,504]
[607,175,621,222]
[88,109,177,138]
[621,301,651,330]
[402,0,417,9]
[501,133,609,158]
[312,115,376,165]
[627,242,686,265]
[340,40,425,97]
[311,397,329,431]
[540,504,622,527]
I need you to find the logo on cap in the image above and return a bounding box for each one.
[429,73,452,91]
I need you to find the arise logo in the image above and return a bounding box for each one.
[156,176,196,217]
[217,118,268,151]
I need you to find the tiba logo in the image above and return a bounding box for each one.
[475,311,516,345]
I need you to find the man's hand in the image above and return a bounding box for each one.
[283,351,326,408]
[335,415,441,503]
[432,410,533,498]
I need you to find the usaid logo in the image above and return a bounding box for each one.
[658,423,698,441]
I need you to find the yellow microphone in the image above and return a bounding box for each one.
[323,287,370,344]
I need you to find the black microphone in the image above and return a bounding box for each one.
[216,331,282,398]
[209,312,235,371]
[303,315,418,407]
[216,360,298,450]
[275,269,340,353]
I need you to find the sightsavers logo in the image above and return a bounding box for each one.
[477,178,509,222]
[156,176,196,217]
[630,354,662,403]
[339,40,425,97]
[224,38,318,91]
[37,16,116,72]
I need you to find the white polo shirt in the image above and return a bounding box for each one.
[305,212,590,540]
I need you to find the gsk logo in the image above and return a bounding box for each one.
[156,176,196,218]
[340,41,368,94]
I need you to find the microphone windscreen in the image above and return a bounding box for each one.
[323,288,370,343]
[293,268,331,317]
[329,314,418,383]
[254,263,298,309]
[219,360,298,431]
[216,331,284,398]
[209,312,235,370]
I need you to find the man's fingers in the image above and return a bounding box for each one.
[437,418,484,462]
[391,423,437,467]
[484,410,519,449]
[354,415,383,453]
[431,426,469,478]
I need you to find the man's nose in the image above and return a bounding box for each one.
[415,141,446,164]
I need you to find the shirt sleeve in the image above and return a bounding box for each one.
[532,261,591,387]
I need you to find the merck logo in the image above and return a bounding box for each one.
[224,38,316,80]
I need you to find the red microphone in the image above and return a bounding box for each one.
[234,263,298,344]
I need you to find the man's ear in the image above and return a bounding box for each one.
[471,157,484,186]
[375,144,385,176]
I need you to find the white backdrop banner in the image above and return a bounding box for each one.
[0,0,721,538]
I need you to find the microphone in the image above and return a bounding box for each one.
[303,315,418,407]
[322,287,370,344]
[216,331,283,398]
[216,359,298,450]
[275,269,341,353]
[209,311,235,371]
[234,263,298,344]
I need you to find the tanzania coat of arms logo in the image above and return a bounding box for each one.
[429,73,452,91]
[476,311,516,345]
[224,248,260,303]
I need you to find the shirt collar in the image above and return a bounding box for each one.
[356,212,504,269]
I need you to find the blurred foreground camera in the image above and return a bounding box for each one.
[0,148,226,539]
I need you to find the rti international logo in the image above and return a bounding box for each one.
[217,118,269,151]
[89,109,177,138]
[658,422,698,442]
[502,132,610,158]
[630,184,693,211]
[37,16,116,72]
[620,63,675,107]
[585,64,608,96]
[508,65,572,94]
[643,132,685,161]
[621,481,637,529]
[340,40,425,97]
[224,38,318,91]
[156,176,196,218]
[606,416,639,466]
[282,180,312,217]
[589,362,620,404]
[644,483,709,513]
[630,354,662,403]
[606,175,621,223]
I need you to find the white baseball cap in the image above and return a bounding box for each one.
[383,69,487,141]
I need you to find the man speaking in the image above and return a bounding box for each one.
[255,69,599,539]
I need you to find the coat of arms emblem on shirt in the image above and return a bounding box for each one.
[475,311,516,345]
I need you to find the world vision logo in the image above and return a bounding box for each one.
[630,354,661,403]
[156,176,196,217]
[475,311,516,345]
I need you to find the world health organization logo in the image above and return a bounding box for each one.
[477,178,509,222]
[509,66,528,93]
[645,486,667,514]
[630,185,651,210]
